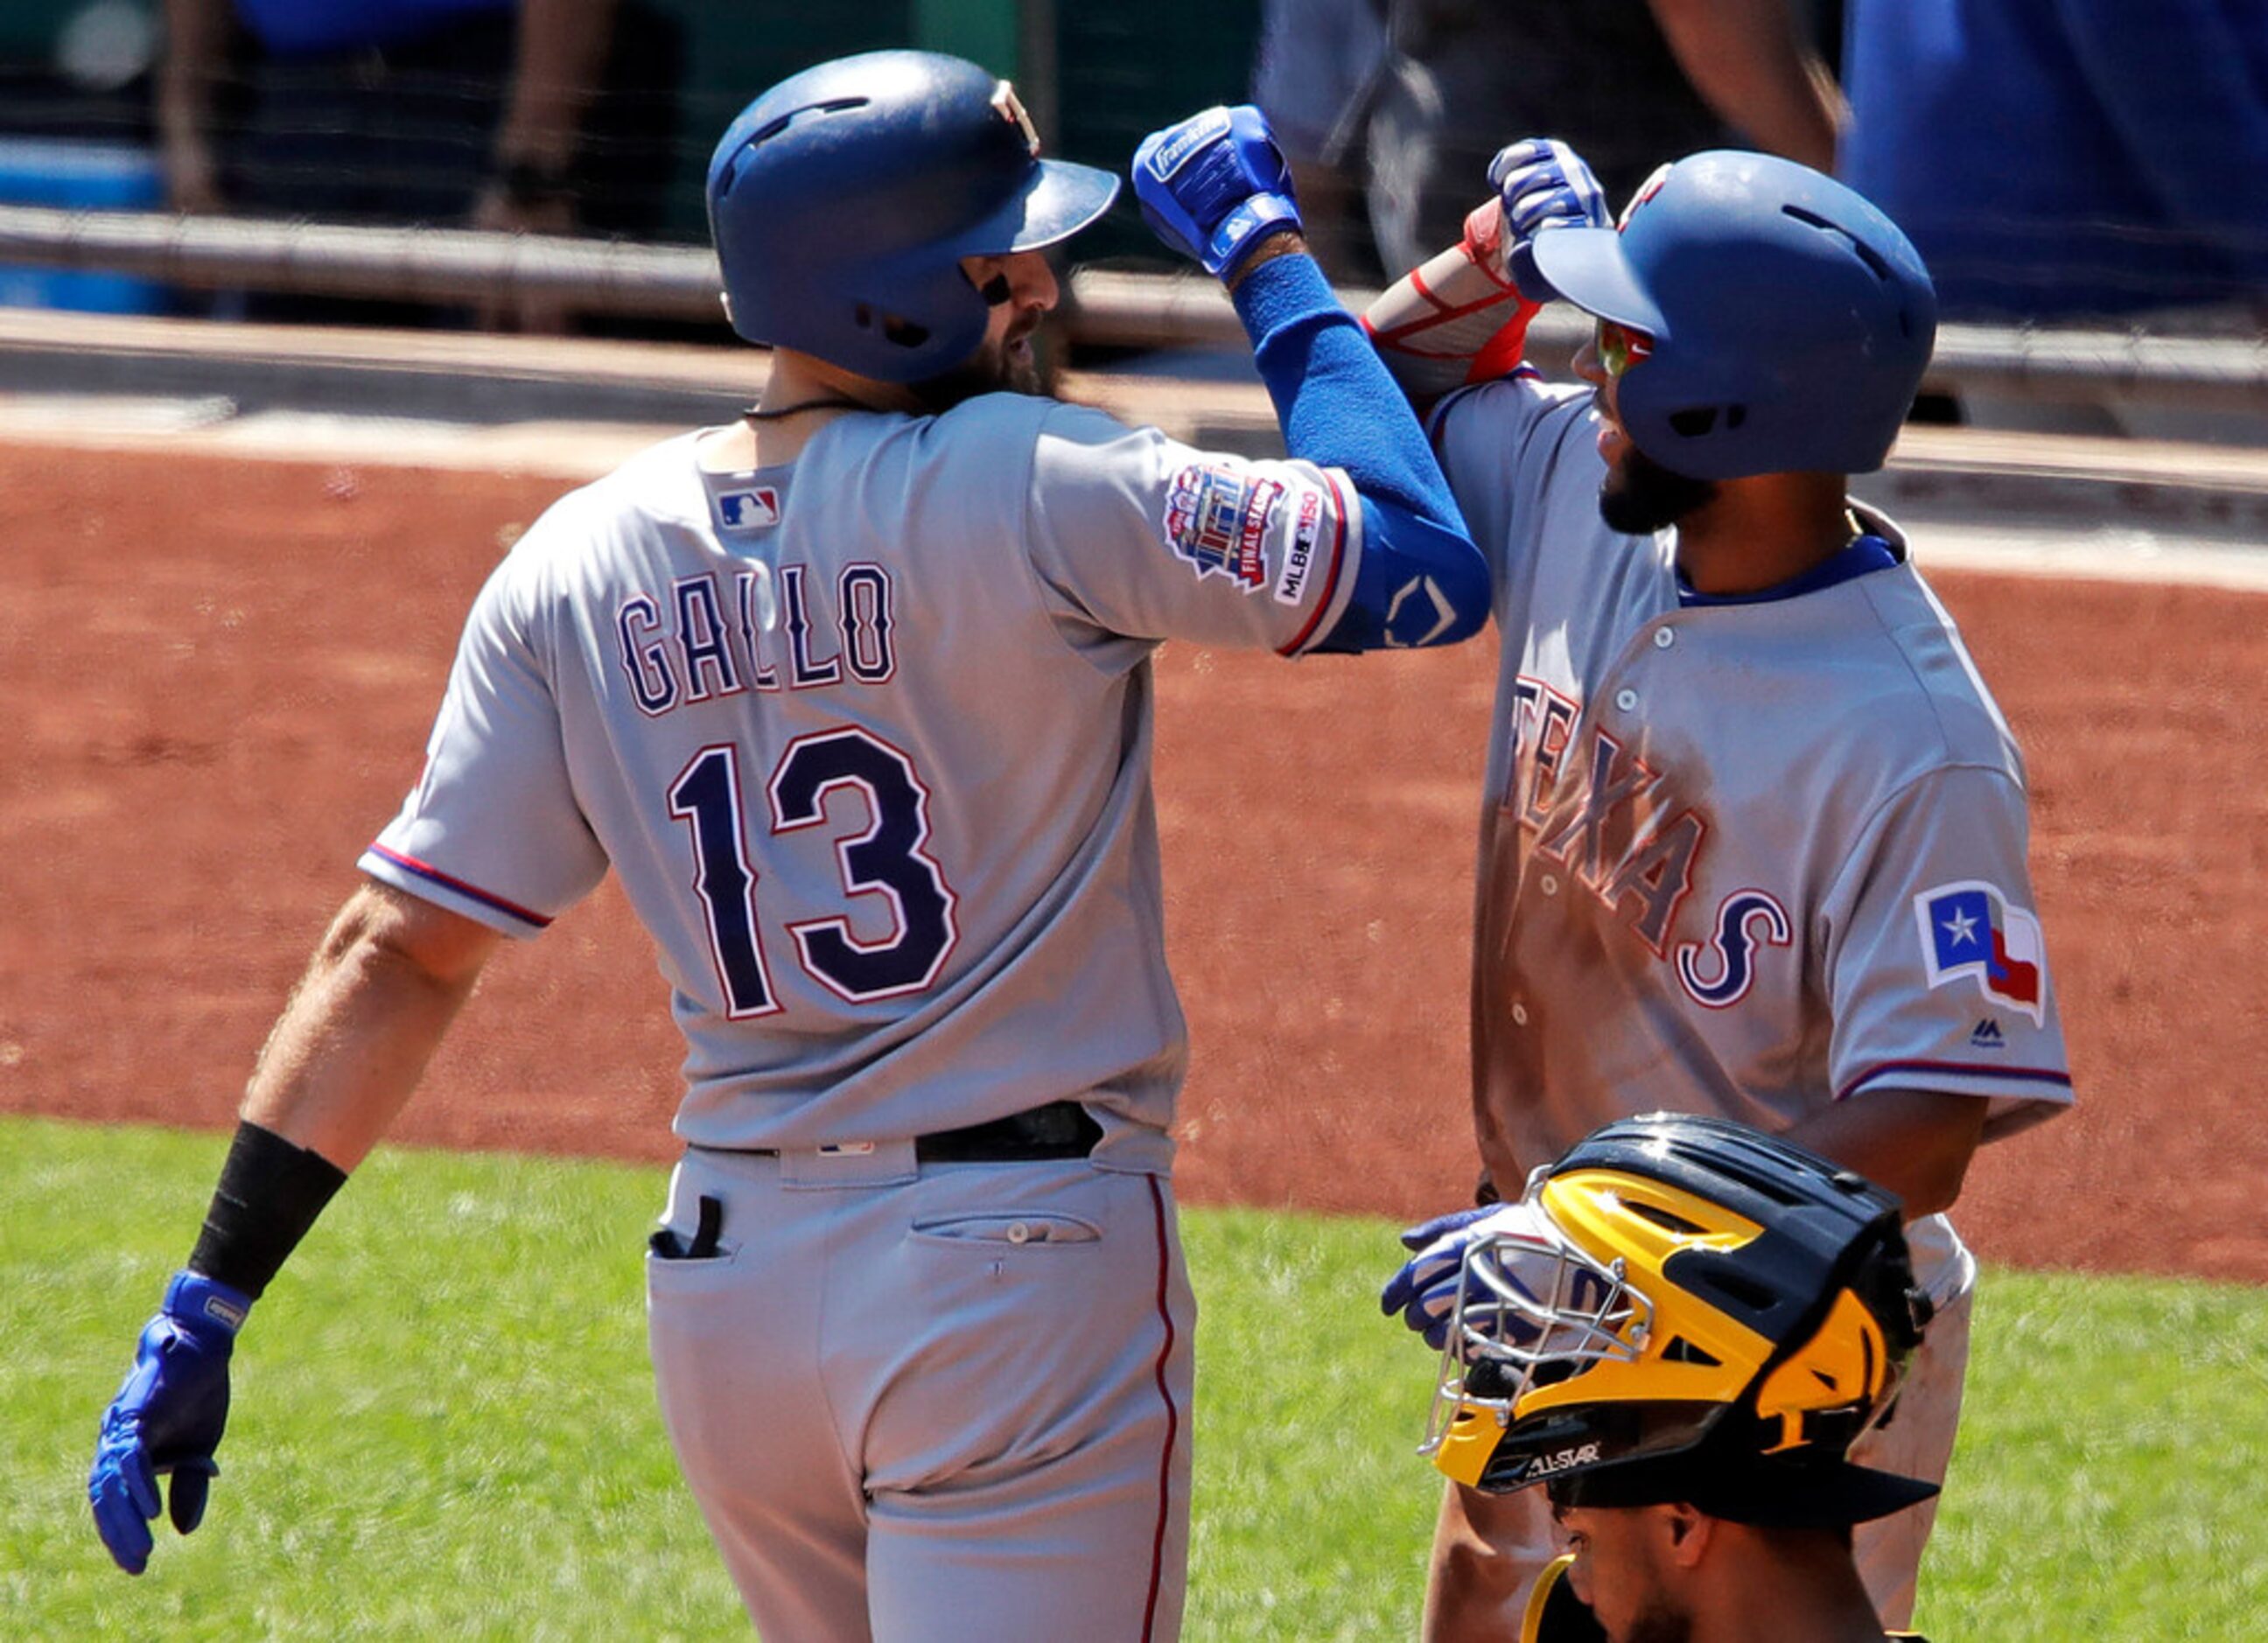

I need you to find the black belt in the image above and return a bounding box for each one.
[916,1100,1103,1162]
[741,1100,1104,1164]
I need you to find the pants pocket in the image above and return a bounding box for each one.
[906,1211,1102,1248]
[648,1191,738,1266]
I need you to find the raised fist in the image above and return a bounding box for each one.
[1132,105,1303,282]
[1486,137,1613,301]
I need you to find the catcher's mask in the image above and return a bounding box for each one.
[1424,1113,1937,1528]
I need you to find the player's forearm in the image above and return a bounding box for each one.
[1228,234,1464,530]
[1647,0,1843,173]
[1229,238,1491,649]
[493,0,619,176]
[1782,1089,1989,1220]
[242,883,497,1171]
[157,0,230,148]
[1364,236,1539,405]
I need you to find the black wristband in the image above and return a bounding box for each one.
[186,1121,349,1299]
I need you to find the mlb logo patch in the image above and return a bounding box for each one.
[715,486,781,531]
[1914,880,2047,1025]
[1162,463,1279,592]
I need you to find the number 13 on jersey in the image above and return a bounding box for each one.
[668,726,960,1016]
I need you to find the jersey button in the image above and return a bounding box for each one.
[1007,1221,1032,1245]
[1614,688,1638,711]
[1652,626,1675,649]
[1511,1003,1530,1026]
[1539,873,1559,897]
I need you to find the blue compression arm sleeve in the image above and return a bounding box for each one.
[1230,250,1490,652]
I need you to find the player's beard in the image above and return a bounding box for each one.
[906,331,1047,413]
[1598,444,1718,535]
[1617,1604,1692,1643]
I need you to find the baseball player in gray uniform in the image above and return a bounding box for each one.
[1362,142,2075,1639]
[86,54,1488,1641]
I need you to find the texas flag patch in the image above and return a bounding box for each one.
[1162,462,1279,591]
[1914,881,2048,1025]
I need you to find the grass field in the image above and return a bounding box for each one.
[6,1115,2264,1640]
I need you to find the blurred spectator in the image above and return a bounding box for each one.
[1249,0,1389,282]
[1841,0,2268,442]
[155,0,677,330]
[1354,0,1843,275]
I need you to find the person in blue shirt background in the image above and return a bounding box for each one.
[1840,0,2268,441]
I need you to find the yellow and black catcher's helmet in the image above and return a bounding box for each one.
[1424,1113,1936,1528]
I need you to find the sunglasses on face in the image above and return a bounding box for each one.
[1595,318,1655,379]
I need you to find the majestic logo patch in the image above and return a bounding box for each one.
[1163,462,1278,591]
[716,486,780,531]
[1914,881,2047,1025]
[1272,486,1324,605]
[1970,1018,2006,1050]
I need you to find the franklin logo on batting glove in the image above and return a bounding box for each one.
[1145,108,1232,182]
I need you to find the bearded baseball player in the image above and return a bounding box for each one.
[1362,142,2075,1639]
[85,54,1487,1640]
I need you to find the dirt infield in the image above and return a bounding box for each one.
[5,446,2262,1282]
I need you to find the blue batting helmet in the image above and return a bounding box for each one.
[1528,151,1937,479]
[705,51,1120,382]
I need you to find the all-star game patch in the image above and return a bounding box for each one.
[1162,462,1282,592]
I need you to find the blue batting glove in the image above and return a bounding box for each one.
[1487,138,1613,302]
[89,1271,250,1574]
[1380,1205,1500,1349]
[1132,105,1302,281]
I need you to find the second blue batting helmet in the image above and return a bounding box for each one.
[705,51,1120,382]
[1528,151,1937,479]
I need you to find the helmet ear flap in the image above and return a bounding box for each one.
[1749,1288,1899,1455]
[844,256,992,370]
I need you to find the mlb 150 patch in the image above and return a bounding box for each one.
[1272,486,1326,606]
[1162,462,1280,591]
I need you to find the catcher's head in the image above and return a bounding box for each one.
[1424,1113,1936,1530]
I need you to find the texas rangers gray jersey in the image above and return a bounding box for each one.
[1430,375,2074,1254]
[359,392,1362,1168]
